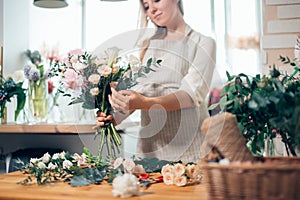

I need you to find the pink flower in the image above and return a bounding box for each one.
[69,49,83,56]
[62,68,84,95]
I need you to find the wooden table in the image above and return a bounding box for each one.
[0,171,209,200]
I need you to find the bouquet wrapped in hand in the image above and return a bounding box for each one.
[51,47,161,160]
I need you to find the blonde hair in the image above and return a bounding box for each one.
[138,0,184,61]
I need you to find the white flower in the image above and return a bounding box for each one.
[173,163,185,177]
[174,175,187,187]
[128,55,140,66]
[90,87,99,96]
[63,160,73,169]
[128,55,141,73]
[88,74,101,84]
[73,62,87,71]
[59,151,66,159]
[48,162,57,170]
[93,56,107,65]
[30,158,40,167]
[72,153,88,166]
[11,70,24,83]
[112,64,120,74]
[186,164,201,180]
[163,172,174,185]
[161,164,174,176]
[42,152,51,163]
[37,162,46,169]
[105,47,120,66]
[132,164,145,175]
[52,153,60,160]
[123,158,135,173]
[112,174,140,198]
[113,157,124,169]
[97,65,112,77]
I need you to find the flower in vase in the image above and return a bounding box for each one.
[0,71,26,121]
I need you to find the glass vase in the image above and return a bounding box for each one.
[29,80,48,123]
[264,137,275,157]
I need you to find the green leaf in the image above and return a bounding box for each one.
[70,175,93,187]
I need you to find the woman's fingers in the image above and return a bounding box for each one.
[110,88,130,111]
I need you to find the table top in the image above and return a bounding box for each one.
[0,171,209,200]
[0,124,95,134]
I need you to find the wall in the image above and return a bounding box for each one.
[262,0,300,74]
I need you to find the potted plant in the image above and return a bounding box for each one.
[209,56,300,156]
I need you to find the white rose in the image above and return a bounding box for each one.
[72,153,88,166]
[90,87,99,96]
[163,172,174,185]
[59,151,66,159]
[161,164,174,176]
[73,62,87,71]
[42,152,51,163]
[112,64,120,74]
[113,157,124,169]
[173,163,185,177]
[63,160,73,169]
[48,162,57,170]
[52,153,60,160]
[186,164,201,180]
[174,175,187,187]
[88,74,101,84]
[37,162,46,169]
[97,65,112,77]
[123,158,135,173]
[30,158,40,167]
[112,174,140,198]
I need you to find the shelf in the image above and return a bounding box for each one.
[0,124,96,134]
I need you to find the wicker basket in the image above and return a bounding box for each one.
[202,157,300,200]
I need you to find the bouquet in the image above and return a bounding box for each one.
[51,47,161,160]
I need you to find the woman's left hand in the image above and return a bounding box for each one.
[109,88,146,111]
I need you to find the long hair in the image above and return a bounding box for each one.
[137,0,184,61]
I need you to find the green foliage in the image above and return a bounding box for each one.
[209,57,300,156]
[0,77,26,121]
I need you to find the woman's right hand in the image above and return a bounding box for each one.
[93,111,114,129]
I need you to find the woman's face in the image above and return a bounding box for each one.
[141,0,180,28]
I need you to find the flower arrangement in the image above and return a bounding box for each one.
[0,71,26,121]
[24,49,52,121]
[161,162,202,187]
[209,54,300,156]
[51,47,161,160]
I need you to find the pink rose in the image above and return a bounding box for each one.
[62,68,84,95]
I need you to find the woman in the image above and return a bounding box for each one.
[96,0,216,163]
